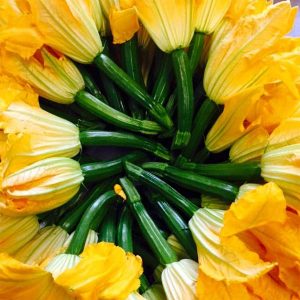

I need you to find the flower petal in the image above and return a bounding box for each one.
[221,183,286,237]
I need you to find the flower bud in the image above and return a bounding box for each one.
[0,157,84,216]
[162,259,198,300]
[0,214,39,254]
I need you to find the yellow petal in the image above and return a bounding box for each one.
[29,0,102,63]
[110,7,140,44]
[261,144,300,198]
[189,208,276,282]
[197,271,254,300]
[229,126,269,163]
[0,0,44,58]
[0,253,73,300]
[252,211,300,269]
[0,157,83,216]
[194,0,231,34]
[134,0,195,52]
[0,75,39,111]
[204,2,297,103]
[279,263,300,297]
[267,105,300,152]
[0,214,39,255]
[1,47,84,104]
[55,242,143,300]
[205,86,263,153]
[221,183,286,237]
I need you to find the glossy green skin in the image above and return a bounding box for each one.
[120,177,178,265]
[79,131,171,161]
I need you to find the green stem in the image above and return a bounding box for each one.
[98,204,118,242]
[121,35,145,119]
[179,98,219,161]
[79,131,171,161]
[120,177,178,265]
[81,151,147,183]
[151,54,173,105]
[193,147,211,163]
[148,192,197,260]
[124,162,197,218]
[188,32,205,74]
[93,53,173,129]
[171,49,194,149]
[117,206,133,252]
[181,162,262,181]
[66,190,116,255]
[59,181,113,233]
[77,64,107,102]
[143,163,239,202]
[75,91,163,135]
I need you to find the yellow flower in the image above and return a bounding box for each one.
[0,157,84,216]
[0,0,44,59]
[229,127,269,163]
[204,2,297,104]
[0,101,81,172]
[100,0,139,44]
[220,183,300,297]
[167,235,189,260]
[194,0,231,34]
[55,242,143,300]
[1,47,85,104]
[261,144,300,210]
[0,242,143,300]
[0,74,39,111]
[189,207,275,282]
[0,214,39,255]
[28,0,103,63]
[13,226,69,266]
[161,259,198,300]
[133,0,195,52]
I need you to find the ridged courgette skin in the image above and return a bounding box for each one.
[79,131,171,161]
[94,53,173,129]
[142,162,239,202]
[75,91,163,135]
[124,162,198,218]
[120,177,178,265]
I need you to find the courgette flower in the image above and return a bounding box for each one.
[194,0,231,35]
[0,157,84,216]
[0,101,81,171]
[191,183,300,298]
[0,242,143,300]
[0,214,39,255]
[204,2,297,104]
[133,0,195,53]
[27,0,102,63]
[101,0,139,43]
[1,47,85,104]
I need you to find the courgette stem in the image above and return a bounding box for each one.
[117,206,133,252]
[120,177,178,265]
[148,192,197,260]
[181,162,261,181]
[59,181,113,233]
[93,53,173,129]
[98,204,118,242]
[77,64,106,102]
[66,190,116,255]
[171,49,194,149]
[188,32,205,74]
[151,54,173,105]
[124,162,198,217]
[142,162,239,202]
[79,131,171,161]
[75,91,163,135]
[121,35,145,119]
[81,151,147,183]
[179,98,219,160]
